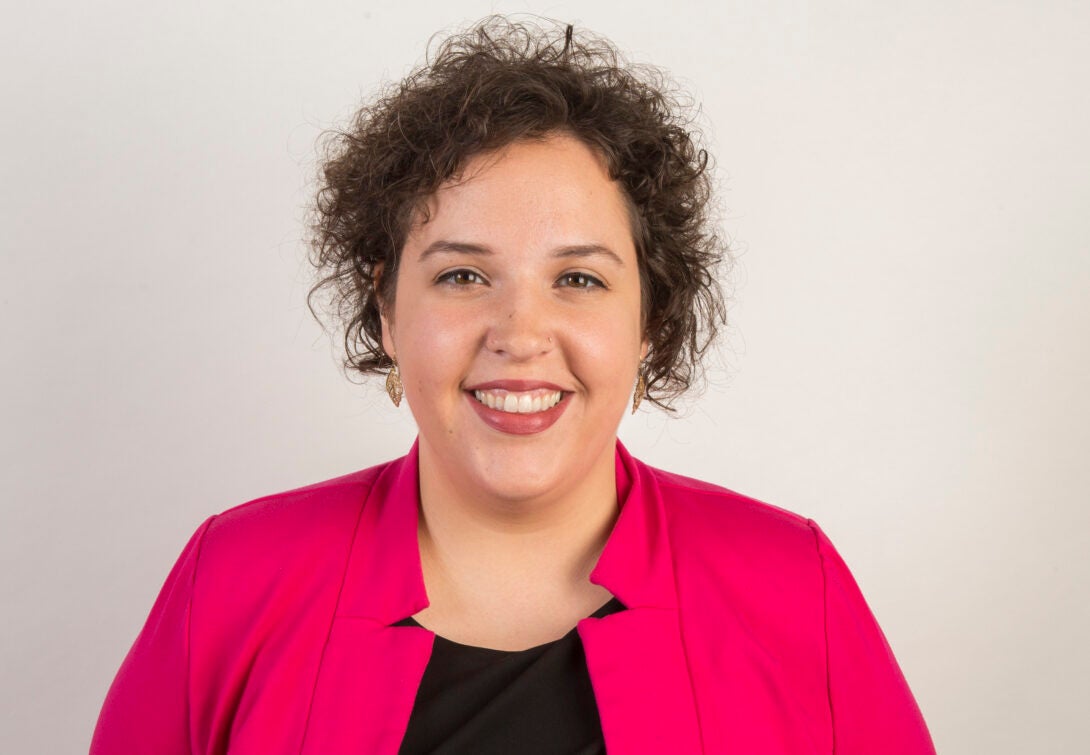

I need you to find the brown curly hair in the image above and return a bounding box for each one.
[308,16,728,409]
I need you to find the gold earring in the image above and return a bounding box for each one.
[631,370,646,414]
[386,362,403,407]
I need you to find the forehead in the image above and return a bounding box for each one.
[405,134,637,258]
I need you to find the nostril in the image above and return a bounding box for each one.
[484,323,555,358]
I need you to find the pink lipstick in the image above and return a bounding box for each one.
[465,381,571,435]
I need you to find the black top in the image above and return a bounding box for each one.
[394,596,626,754]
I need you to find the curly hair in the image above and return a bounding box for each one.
[308,16,729,409]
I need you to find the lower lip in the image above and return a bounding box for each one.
[466,392,570,435]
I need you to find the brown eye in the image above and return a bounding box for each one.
[558,272,604,289]
[438,269,486,285]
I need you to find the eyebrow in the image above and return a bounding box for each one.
[418,240,625,267]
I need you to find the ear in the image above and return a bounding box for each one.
[639,337,649,363]
[374,263,396,361]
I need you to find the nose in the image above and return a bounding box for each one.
[484,289,555,361]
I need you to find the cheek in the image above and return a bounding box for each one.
[564,304,643,377]
[397,305,477,385]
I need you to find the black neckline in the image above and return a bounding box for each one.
[393,595,625,654]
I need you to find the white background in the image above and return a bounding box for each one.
[3,1,1088,752]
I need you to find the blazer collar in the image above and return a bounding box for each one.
[591,440,678,610]
[335,439,429,623]
[307,439,703,753]
[335,438,679,622]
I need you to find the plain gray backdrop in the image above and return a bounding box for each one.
[3,1,1088,752]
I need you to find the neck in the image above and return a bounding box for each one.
[415,437,619,592]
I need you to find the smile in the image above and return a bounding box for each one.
[465,384,571,435]
[472,389,564,414]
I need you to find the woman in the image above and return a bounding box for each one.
[91,18,935,754]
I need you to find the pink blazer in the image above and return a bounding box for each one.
[92,441,935,754]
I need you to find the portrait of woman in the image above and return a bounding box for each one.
[5,3,1087,755]
[86,16,935,754]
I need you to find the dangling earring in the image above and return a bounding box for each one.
[631,370,646,414]
[386,361,404,407]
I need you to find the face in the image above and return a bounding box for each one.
[381,133,647,504]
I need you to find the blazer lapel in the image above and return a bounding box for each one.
[301,440,704,753]
[302,442,435,754]
[578,442,704,753]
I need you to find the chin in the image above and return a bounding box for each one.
[471,468,561,505]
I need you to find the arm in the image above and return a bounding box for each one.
[808,520,936,754]
[90,517,215,755]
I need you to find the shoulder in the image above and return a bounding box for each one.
[189,458,397,600]
[642,460,818,543]
[203,463,386,550]
[634,458,830,649]
[637,459,822,574]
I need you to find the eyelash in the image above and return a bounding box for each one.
[436,269,486,286]
[435,269,607,290]
[556,272,605,290]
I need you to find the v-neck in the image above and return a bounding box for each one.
[393,595,626,654]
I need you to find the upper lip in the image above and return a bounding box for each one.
[464,379,568,392]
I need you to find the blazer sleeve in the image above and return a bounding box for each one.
[808,520,936,754]
[90,517,215,755]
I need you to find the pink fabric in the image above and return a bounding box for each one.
[91,441,935,753]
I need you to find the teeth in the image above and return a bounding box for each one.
[473,389,563,414]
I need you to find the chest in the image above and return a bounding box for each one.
[407,584,617,651]
[194,602,831,754]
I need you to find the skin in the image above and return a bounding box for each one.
[380,132,647,650]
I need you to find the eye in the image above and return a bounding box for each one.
[436,268,487,286]
[557,272,605,290]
